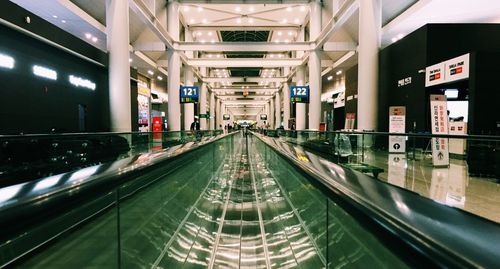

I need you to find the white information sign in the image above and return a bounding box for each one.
[444,53,470,84]
[425,62,445,87]
[389,106,406,153]
[430,95,450,167]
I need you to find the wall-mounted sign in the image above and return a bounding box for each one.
[223,114,230,120]
[199,113,210,119]
[444,53,470,83]
[389,106,406,153]
[180,86,199,103]
[290,86,309,103]
[425,63,445,87]
[344,112,356,130]
[69,75,96,90]
[260,114,267,120]
[425,53,470,87]
[397,77,412,87]
[0,53,14,69]
[430,95,449,167]
[33,65,57,80]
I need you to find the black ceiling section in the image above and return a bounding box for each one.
[228,67,261,77]
[225,52,264,58]
[221,31,270,42]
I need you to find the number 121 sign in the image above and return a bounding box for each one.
[180,86,199,103]
[290,86,309,103]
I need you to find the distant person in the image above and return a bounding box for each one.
[190,118,200,131]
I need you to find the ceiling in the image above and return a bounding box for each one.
[8,0,500,119]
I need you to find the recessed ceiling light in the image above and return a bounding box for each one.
[235,6,241,12]
[208,32,213,36]
[197,6,203,12]
[284,39,290,43]
[278,54,283,58]
[294,18,300,24]
[282,19,288,24]
[288,31,293,36]
[91,37,98,42]
[197,32,202,36]
[202,18,207,24]
[210,39,215,43]
[85,33,91,39]
[287,7,292,12]
[269,54,274,58]
[397,33,404,39]
[148,70,154,75]
[183,6,189,12]
[129,58,132,62]
[277,31,282,36]
[52,15,58,18]
[190,18,195,24]
[300,6,306,12]
[391,37,398,43]
[327,75,333,80]
[249,6,255,12]
[217,54,221,58]
[248,18,254,23]
[208,54,212,58]
[236,18,242,24]
[201,39,206,43]
[61,20,66,23]
[157,76,163,80]
[336,70,342,75]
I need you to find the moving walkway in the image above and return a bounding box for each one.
[0,131,498,268]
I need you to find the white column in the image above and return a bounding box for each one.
[209,91,215,129]
[275,91,281,128]
[264,103,269,127]
[358,0,381,131]
[167,1,181,131]
[183,66,194,130]
[106,0,131,132]
[283,67,290,129]
[295,66,306,130]
[308,0,322,130]
[269,98,274,129]
[199,68,208,130]
[216,98,221,129]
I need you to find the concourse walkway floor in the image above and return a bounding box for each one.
[17,134,408,269]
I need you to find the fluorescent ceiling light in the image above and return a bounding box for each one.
[327,75,333,80]
[157,76,163,80]
[148,70,154,75]
[287,7,292,12]
[85,33,91,39]
[0,53,15,69]
[33,65,57,80]
[336,70,342,75]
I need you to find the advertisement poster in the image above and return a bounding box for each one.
[430,95,449,167]
[138,81,150,132]
[389,106,406,153]
[344,113,356,130]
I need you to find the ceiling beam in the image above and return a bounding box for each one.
[203,77,286,83]
[177,0,309,4]
[132,41,166,51]
[382,0,433,34]
[176,42,314,52]
[189,26,300,31]
[323,42,357,51]
[213,88,278,92]
[321,50,356,76]
[315,0,359,49]
[129,0,175,50]
[164,58,303,68]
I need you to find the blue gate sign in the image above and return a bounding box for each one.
[180,86,199,103]
[290,85,309,103]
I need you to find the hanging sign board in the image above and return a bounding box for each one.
[180,86,199,103]
[223,114,230,120]
[389,106,406,153]
[260,114,268,120]
[444,53,470,83]
[290,86,310,103]
[430,95,449,167]
[425,63,445,87]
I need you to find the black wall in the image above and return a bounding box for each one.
[379,24,500,135]
[345,65,358,129]
[0,2,109,134]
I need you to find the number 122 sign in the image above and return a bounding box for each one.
[290,86,309,103]
[180,86,199,103]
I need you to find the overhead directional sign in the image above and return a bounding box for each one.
[290,85,309,103]
[180,86,199,103]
